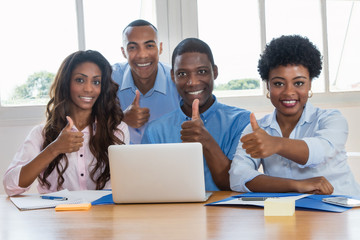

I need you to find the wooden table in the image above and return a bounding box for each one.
[2,191,360,239]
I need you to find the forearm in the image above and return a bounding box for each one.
[19,144,59,188]
[202,138,231,190]
[276,137,309,165]
[245,174,298,193]
[246,174,334,195]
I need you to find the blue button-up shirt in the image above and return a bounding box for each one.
[112,62,181,144]
[142,96,250,191]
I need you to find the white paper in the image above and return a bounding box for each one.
[10,189,111,210]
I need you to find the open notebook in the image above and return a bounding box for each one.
[10,189,110,210]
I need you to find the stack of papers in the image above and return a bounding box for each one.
[10,189,111,210]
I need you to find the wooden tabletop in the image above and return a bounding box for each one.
[2,191,360,239]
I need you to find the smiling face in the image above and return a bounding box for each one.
[171,52,217,117]
[121,25,162,86]
[267,64,311,122]
[69,61,102,114]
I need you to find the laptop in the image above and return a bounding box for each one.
[108,142,211,203]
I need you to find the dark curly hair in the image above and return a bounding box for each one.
[258,35,323,81]
[40,50,125,190]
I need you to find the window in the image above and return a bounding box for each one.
[197,0,360,97]
[0,0,156,107]
[198,0,263,97]
[327,0,360,92]
[0,0,156,126]
[265,0,325,93]
[0,0,78,106]
[1,0,359,125]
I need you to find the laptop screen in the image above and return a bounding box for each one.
[108,142,208,203]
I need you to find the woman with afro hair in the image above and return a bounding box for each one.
[3,50,129,196]
[230,35,360,196]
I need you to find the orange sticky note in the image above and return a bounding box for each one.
[55,203,91,211]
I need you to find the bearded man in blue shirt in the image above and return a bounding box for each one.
[142,38,250,191]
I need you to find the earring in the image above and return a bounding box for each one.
[266,91,270,99]
[308,90,313,98]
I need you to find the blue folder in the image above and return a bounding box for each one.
[206,192,352,213]
[91,193,114,205]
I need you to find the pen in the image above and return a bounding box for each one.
[239,197,269,201]
[41,196,68,201]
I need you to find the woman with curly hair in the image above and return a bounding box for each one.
[230,35,360,196]
[3,50,129,196]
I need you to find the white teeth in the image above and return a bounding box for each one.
[80,97,93,101]
[188,90,203,95]
[137,62,151,67]
[283,100,296,104]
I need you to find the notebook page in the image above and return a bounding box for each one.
[10,189,84,210]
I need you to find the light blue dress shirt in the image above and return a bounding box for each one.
[142,96,250,191]
[229,102,360,196]
[112,62,181,144]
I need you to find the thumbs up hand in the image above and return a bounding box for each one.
[180,99,212,147]
[191,98,201,120]
[250,112,260,131]
[240,113,278,159]
[51,116,84,156]
[123,90,150,128]
[64,116,74,132]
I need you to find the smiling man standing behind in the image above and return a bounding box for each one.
[142,38,250,191]
[112,19,181,144]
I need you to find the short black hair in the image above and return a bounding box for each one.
[258,35,322,81]
[171,38,215,69]
[122,19,157,34]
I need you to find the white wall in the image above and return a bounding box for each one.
[1,100,359,194]
[1,125,37,194]
[0,122,43,194]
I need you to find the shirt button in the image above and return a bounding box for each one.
[80,154,83,157]
[81,173,84,177]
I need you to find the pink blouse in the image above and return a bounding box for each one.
[3,122,129,196]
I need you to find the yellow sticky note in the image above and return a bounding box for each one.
[264,198,295,216]
[55,203,92,212]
